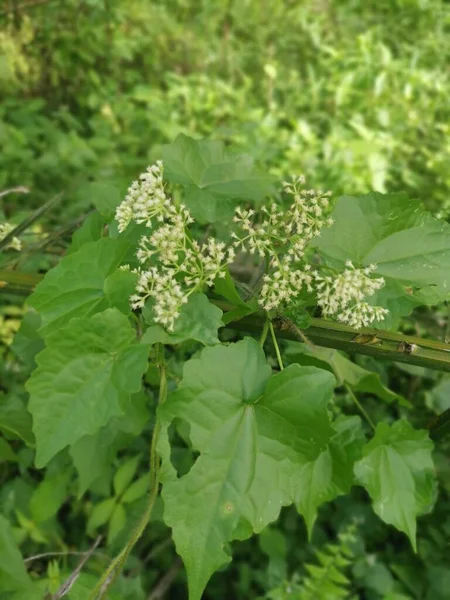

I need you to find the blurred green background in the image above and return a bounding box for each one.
[2,1,450,599]
[2,0,449,214]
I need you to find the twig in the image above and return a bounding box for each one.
[0,186,29,199]
[148,558,182,600]
[47,536,102,599]
[24,548,109,565]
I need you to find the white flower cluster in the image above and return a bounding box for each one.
[233,176,389,329]
[0,222,21,251]
[314,261,389,328]
[116,161,168,233]
[233,176,332,313]
[115,162,235,331]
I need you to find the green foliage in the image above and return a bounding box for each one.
[162,134,276,223]
[27,308,149,466]
[2,2,450,598]
[354,420,436,550]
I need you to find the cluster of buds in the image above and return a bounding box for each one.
[233,176,333,313]
[115,162,234,331]
[233,177,389,328]
[0,222,21,251]
[314,261,389,328]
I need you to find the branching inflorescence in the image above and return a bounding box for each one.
[115,162,234,331]
[116,165,388,331]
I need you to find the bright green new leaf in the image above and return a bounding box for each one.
[142,293,223,346]
[29,238,130,334]
[108,503,127,545]
[315,193,450,318]
[162,134,275,223]
[27,309,149,467]
[158,338,362,600]
[354,420,437,550]
[113,455,140,497]
[121,474,150,504]
[0,514,32,592]
[88,497,116,531]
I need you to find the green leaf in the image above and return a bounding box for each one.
[157,338,360,600]
[88,182,122,220]
[10,310,44,372]
[29,471,70,523]
[315,192,450,318]
[70,392,150,497]
[162,134,275,223]
[0,394,34,446]
[113,455,140,497]
[0,514,32,592]
[27,309,149,467]
[68,211,105,255]
[108,503,127,545]
[142,293,223,346]
[104,269,137,314]
[121,474,150,504]
[213,268,258,324]
[70,426,117,498]
[286,343,409,407]
[88,497,116,531]
[0,437,18,462]
[354,420,437,550]
[29,238,130,335]
[295,416,365,536]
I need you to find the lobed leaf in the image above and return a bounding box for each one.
[29,238,131,335]
[27,309,149,467]
[157,338,365,600]
[162,134,276,223]
[354,419,437,550]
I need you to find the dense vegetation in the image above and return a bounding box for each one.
[1,1,450,599]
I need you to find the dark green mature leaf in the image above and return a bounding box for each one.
[0,394,34,446]
[88,182,122,220]
[315,192,450,322]
[296,415,365,535]
[29,470,71,523]
[29,238,131,335]
[104,269,138,314]
[70,391,149,497]
[0,515,32,592]
[67,211,105,255]
[162,134,276,223]
[158,338,362,600]
[27,309,149,467]
[286,343,409,407]
[142,293,223,346]
[213,268,258,324]
[354,420,436,550]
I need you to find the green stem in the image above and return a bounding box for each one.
[344,384,375,431]
[259,319,269,347]
[89,345,168,600]
[269,321,284,370]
